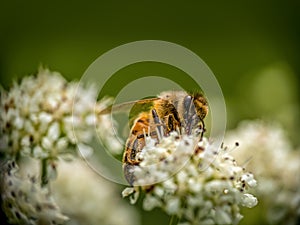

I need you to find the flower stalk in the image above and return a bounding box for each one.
[41,158,48,187]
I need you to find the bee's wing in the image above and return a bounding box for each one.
[97,98,160,115]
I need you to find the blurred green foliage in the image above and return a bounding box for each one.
[1,1,300,224]
[1,1,299,129]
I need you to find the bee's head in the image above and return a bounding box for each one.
[182,92,208,136]
[192,92,208,120]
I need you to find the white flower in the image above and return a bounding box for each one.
[122,132,258,225]
[0,161,68,225]
[52,159,140,225]
[0,68,122,160]
[0,68,124,224]
[225,120,300,225]
[241,193,258,208]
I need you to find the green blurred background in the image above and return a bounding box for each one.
[1,1,299,224]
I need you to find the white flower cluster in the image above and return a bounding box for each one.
[0,68,122,160]
[226,120,300,225]
[122,132,258,225]
[0,161,68,225]
[52,158,140,225]
[0,69,126,224]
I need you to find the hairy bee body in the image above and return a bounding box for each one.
[122,91,208,185]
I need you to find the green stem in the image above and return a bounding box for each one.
[41,158,48,187]
[169,215,175,225]
[169,215,180,225]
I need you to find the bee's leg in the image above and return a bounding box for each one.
[199,119,206,140]
[151,109,164,138]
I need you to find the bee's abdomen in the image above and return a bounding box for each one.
[123,113,153,185]
[123,113,151,165]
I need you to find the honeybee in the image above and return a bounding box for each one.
[98,91,208,185]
